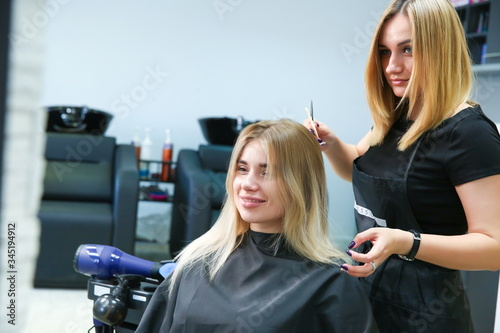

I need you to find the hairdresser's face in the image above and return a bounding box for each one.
[233,140,284,233]
[379,13,413,97]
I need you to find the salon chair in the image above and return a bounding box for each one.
[35,132,139,288]
[169,144,233,256]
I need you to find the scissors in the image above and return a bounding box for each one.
[305,100,326,146]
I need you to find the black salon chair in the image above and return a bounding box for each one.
[35,132,139,288]
[169,144,233,256]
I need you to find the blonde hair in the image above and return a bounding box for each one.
[169,119,348,290]
[365,0,474,150]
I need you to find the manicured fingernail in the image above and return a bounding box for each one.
[346,250,352,257]
[348,241,356,249]
[316,122,320,127]
[317,138,323,143]
[340,264,349,272]
[309,128,315,134]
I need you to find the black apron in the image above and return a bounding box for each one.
[352,137,474,333]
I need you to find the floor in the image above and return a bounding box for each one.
[22,241,170,332]
[25,288,94,332]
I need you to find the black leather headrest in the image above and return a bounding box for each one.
[198,144,233,172]
[44,133,116,162]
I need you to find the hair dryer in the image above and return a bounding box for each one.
[74,244,177,328]
[73,244,170,281]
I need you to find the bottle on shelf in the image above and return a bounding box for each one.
[139,128,153,179]
[161,129,173,182]
[131,127,141,162]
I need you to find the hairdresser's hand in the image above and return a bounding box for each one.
[302,119,338,151]
[340,227,414,277]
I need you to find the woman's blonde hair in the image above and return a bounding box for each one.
[365,0,474,150]
[169,119,347,289]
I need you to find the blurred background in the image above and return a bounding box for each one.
[1,0,500,332]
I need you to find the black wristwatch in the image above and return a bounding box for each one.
[398,229,421,261]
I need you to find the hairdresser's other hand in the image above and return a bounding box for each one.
[340,227,414,277]
[302,119,338,151]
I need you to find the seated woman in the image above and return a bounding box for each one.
[136,119,373,333]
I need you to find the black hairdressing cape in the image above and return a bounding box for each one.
[136,230,373,333]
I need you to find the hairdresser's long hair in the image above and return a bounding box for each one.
[365,0,474,150]
[169,119,347,290]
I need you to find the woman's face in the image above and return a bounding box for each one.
[233,139,284,233]
[379,13,413,97]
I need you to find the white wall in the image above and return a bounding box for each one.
[39,0,388,246]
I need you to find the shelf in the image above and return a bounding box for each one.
[139,159,174,165]
[473,62,500,74]
[139,161,174,203]
[139,183,172,203]
[139,197,173,203]
[455,0,499,69]
[454,0,490,9]
[140,177,174,184]
[139,159,175,183]
[467,32,488,39]
[468,1,491,9]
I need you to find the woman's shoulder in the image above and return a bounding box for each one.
[444,104,494,128]
[433,104,497,140]
[432,104,500,185]
[310,261,355,283]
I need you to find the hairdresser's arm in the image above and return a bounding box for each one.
[304,120,371,182]
[343,174,500,276]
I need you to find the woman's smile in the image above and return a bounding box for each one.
[240,196,267,207]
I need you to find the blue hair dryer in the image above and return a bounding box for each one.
[73,244,175,281]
